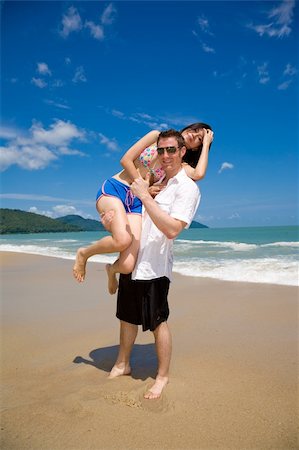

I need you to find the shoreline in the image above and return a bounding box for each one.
[1,252,298,449]
[0,249,297,287]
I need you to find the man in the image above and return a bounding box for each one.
[108,129,200,399]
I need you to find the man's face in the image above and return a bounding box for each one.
[157,136,186,173]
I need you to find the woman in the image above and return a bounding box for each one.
[73,123,213,293]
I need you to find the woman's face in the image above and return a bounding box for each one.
[182,128,204,150]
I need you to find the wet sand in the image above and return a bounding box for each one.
[1,252,298,449]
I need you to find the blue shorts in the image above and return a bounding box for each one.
[96,177,142,215]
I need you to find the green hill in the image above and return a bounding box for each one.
[0,209,207,234]
[0,209,81,234]
[189,220,208,229]
[56,215,105,231]
[57,215,207,230]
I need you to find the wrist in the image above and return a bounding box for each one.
[140,191,152,203]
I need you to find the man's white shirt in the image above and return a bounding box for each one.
[132,168,200,281]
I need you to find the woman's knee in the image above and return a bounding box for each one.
[119,257,136,274]
[114,232,132,252]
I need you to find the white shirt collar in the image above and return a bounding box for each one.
[165,167,186,185]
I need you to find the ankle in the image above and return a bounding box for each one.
[156,374,169,382]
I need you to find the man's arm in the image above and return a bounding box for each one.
[131,177,186,239]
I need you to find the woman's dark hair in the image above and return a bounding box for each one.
[180,122,213,168]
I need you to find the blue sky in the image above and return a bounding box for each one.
[1,0,298,228]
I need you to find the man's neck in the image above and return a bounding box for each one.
[164,165,182,183]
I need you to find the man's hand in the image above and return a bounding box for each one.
[148,184,164,198]
[100,209,115,232]
[131,173,151,201]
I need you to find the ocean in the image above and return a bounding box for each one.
[1,226,298,286]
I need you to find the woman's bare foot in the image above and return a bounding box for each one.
[108,363,131,379]
[105,264,118,294]
[144,376,168,400]
[73,248,87,282]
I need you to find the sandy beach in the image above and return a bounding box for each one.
[1,251,298,449]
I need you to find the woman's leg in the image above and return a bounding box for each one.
[73,196,133,282]
[105,214,142,294]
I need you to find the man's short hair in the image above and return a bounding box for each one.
[157,129,185,149]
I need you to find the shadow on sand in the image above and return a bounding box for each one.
[73,343,157,380]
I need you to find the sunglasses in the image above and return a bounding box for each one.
[157,146,179,155]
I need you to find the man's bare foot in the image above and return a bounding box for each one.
[73,248,87,282]
[105,264,118,294]
[144,376,168,400]
[108,363,131,379]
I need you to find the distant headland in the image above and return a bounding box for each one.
[0,208,208,234]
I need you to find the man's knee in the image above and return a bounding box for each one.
[152,320,168,335]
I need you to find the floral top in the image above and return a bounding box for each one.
[138,144,165,183]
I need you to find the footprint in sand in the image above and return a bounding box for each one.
[104,390,143,409]
[104,385,174,414]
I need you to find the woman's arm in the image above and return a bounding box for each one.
[183,128,214,181]
[120,130,160,183]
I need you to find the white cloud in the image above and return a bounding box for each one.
[259,77,270,85]
[257,62,270,84]
[0,144,57,171]
[228,212,240,220]
[111,109,125,118]
[0,125,18,140]
[98,133,120,152]
[101,3,117,25]
[60,6,82,37]
[276,63,297,90]
[31,120,84,146]
[58,146,85,156]
[65,57,71,65]
[52,204,82,217]
[0,193,94,207]
[103,107,199,130]
[201,42,215,53]
[248,0,295,38]
[28,206,55,218]
[197,15,213,35]
[136,113,153,120]
[277,79,293,90]
[28,204,90,219]
[31,77,47,89]
[37,62,51,76]
[218,162,234,174]
[72,66,87,83]
[196,214,215,223]
[60,4,116,41]
[45,99,70,110]
[85,21,104,40]
[84,3,116,40]
[283,63,297,76]
[0,120,86,172]
[52,79,64,88]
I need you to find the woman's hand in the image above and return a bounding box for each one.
[202,128,214,148]
[148,184,164,198]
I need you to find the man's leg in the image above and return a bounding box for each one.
[144,321,172,399]
[108,320,138,379]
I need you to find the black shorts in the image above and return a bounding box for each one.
[116,273,170,332]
